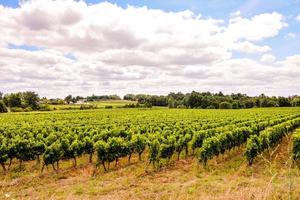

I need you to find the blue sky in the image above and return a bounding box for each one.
[0,0,299,97]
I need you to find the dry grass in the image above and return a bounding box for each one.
[1,136,300,200]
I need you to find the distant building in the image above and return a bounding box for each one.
[75,99,87,104]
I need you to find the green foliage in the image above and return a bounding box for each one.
[245,135,261,165]
[80,104,97,110]
[13,136,36,162]
[39,104,51,111]
[3,91,39,111]
[0,100,8,113]
[232,101,239,109]
[43,142,62,166]
[131,134,147,160]
[292,130,300,162]
[148,139,160,167]
[219,102,232,109]
[245,118,300,165]
[0,137,8,170]
[0,107,300,173]
[95,140,109,164]
[291,98,300,107]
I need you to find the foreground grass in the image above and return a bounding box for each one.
[0,136,299,200]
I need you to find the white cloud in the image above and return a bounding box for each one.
[223,12,287,42]
[260,54,276,63]
[230,10,241,17]
[232,41,271,53]
[286,32,296,38]
[297,14,300,21]
[0,0,296,97]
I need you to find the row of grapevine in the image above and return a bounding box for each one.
[1,108,300,173]
[292,129,300,163]
[245,118,300,165]
[190,114,287,151]
[196,114,300,165]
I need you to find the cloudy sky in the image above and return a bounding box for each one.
[0,0,299,98]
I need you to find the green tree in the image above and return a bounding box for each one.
[3,93,22,107]
[64,95,73,104]
[232,101,239,109]
[123,94,136,101]
[291,97,300,107]
[278,97,291,107]
[22,91,40,110]
[0,100,8,113]
[219,101,232,109]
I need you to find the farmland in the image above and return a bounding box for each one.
[48,100,137,110]
[1,107,300,199]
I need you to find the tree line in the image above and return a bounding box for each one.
[1,91,300,113]
[124,91,300,109]
[0,91,39,113]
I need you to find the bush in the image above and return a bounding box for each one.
[219,102,232,109]
[206,105,215,109]
[123,104,136,108]
[24,107,33,112]
[139,103,152,108]
[10,107,24,112]
[105,105,113,109]
[177,105,186,109]
[80,104,97,110]
[39,104,51,111]
[232,102,239,109]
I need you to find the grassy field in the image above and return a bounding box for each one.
[0,134,299,200]
[49,100,136,110]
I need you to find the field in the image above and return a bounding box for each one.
[1,108,300,199]
[49,100,136,110]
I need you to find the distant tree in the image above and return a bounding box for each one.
[232,101,239,109]
[168,97,176,108]
[0,92,3,100]
[259,98,269,107]
[219,101,232,109]
[291,98,300,107]
[265,100,279,107]
[136,94,150,104]
[58,99,65,105]
[149,95,168,106]
[64,95,73,104]
[22,91,40,110]
[278,97,291,107]
[123,94,136,101]
[218,91,224,97]
[244,100,254,108]
[3,93,22,107]
[187,91,201,108]
[200,96,209,109]
[75,96,84,102]
[0,100,8,113]
[168,92,185,101]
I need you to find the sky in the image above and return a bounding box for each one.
[0,0,299,98]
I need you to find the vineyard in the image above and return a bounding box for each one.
[1,108,300,199]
